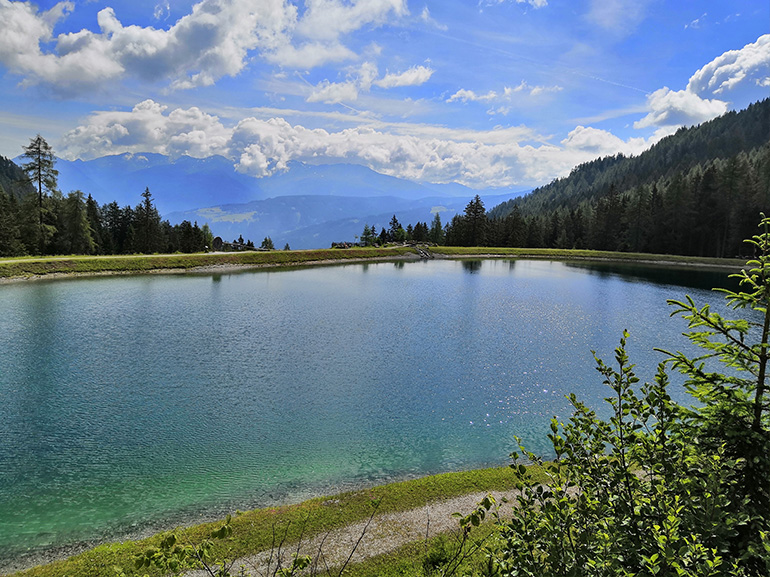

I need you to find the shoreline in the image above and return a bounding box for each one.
[0,248,744,284]
[1,465,529,577]
[0,253,424,284]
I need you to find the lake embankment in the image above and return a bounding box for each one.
[0,246,744,282]
[4,466,546,577]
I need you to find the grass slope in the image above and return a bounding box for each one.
[0,247,417,279]
[11,466,546,577]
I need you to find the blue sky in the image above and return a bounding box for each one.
[1,0,768,190]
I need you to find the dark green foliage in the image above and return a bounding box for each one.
[0,186,24,256]
[54,191,96,255]
[478,217,770,576]
[172,220,206,253]
[360,223,378,246]
[389,215,401,238]
[659,217,770,572]
[0,155,36,201]
[85,194,104,254]
[494,339,736,576]
[412,221,429,242]
[490,99,770,221]
[462,195,487,247]
[441,196,488,247]
[20,135,59,254]
[132,188,163,254]
[260,236,275,250]
[429,213,444,245]
[482,100,769,257]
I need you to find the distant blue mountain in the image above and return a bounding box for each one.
[167,192,517,250]
[54,153,260,213]
[53,153,522,213]
[48,152,527,249]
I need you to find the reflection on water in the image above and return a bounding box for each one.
[564,260,739,291]
[0,258,737,563]
[461,260,483,273]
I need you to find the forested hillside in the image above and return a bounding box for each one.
[0,155,34,201]
[465,98,770,258]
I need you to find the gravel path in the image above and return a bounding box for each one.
[187,489,521,577]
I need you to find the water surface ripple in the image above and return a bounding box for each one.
[0,259,734,562]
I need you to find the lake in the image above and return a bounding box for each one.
[0,258,737,566]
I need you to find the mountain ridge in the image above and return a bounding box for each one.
[49,154,524,215]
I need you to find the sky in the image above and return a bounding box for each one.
[1,0,768,191]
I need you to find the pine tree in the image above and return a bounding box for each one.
[133,188,163,254]
[463,195,487,247]
[201,224,214,251]
[85,194,104,254]
[360,224,376,246]
[20,135,58,254]
[429,213,444,245]
[58,191,95,254]
[388,215,401,240]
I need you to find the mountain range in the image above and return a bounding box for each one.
[51,154,526,249]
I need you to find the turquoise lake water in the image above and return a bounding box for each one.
[0,259,736,564]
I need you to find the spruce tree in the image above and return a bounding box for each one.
[133,188,162,254]
[463,195,487,247]
[429,213,444,245]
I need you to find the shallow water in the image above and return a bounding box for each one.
[0,258,736,564]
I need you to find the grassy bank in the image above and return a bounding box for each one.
[0,246,744,280]
[0,247,420,280]
[10,466,546,577]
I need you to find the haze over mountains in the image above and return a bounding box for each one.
[53,154,525,249]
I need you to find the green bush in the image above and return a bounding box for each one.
[483,216,770,576]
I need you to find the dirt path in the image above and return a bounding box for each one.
[187,489,520,577]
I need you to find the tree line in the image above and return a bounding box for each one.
[365,101,769,257]
[0,136,234,257]
[434,145,769,258]
[477,99,770,258]
[358,213,446,246]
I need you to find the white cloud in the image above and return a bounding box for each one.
[307,79,361,103]
[269,0,409,69]
[265,41,355,69]
[561,125,648,156]
[374,65,434,88]
[634,87,728,129]
[153,1,170,21]
[684,12,707,29]
[634,35,769,131]
[60,100,231,159]
[306,61,377,103]
[687,34,770,98]
[307,61,432,103]
[0,0,413,95]
[60,99,656,189]
[0,0,299,94]
[295,0,408,41]
[507,80,562,96]
[448,81,561,107]
[420,7,447,31]
[447,89,498,103]
[479,0,547,8]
